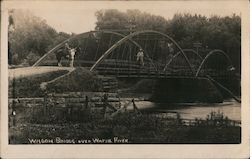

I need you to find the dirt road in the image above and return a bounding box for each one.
[9,66,75,80]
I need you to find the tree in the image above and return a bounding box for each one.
[95,9,167,33]
[94,10,241,72]
[8,10,70,65]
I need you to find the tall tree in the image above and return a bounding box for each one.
[94,10,241,72]
[8,10,70,65]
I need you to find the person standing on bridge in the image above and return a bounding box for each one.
[64,42,76,67]
[65,42,71,53]
[136,48,144,66]
[56,42,75,67]
[166,42,175,63]
[168,42,174,56]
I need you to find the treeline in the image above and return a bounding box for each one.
[95,9,241,71]
[9,9,241,72]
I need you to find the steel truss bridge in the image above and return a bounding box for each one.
[32,30,240,102]
[33,30,237,80]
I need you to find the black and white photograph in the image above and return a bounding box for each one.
[1,0,250,158]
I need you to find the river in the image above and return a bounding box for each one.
[129,99,241,121]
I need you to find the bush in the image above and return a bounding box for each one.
[193,110,234,127]
[9,111,241,144]
[46,67,103,93]
[26,52,41,66]
[9,70,69,98]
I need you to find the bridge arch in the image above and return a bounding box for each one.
[32,30,154,68]
[180,49,203,60]
[195,49,233,77]
[90,30,194,74]
[163,49,203,72]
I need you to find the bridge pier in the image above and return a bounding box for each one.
[151,77,224,103]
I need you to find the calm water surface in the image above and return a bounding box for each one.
[130,99,241,121]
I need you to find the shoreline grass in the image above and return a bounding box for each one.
[9,111,241,144]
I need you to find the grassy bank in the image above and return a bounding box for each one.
[46,67,103,93]
[9,70,68,98]
[9,112,241,144]
[9,67,103,98]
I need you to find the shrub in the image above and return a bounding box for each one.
[194,110,233,127]
[26,52,41,66]
[46,67,103,93]
[9,70,68,98]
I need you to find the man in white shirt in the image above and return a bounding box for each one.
[136,48,144,66]
[168,43,174,55]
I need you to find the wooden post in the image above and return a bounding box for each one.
[85,95,89,109]
[132,98,140,113]
[43,93,48,117]
[12,110,16,126]
[102,94,108,118]
[176,113,181,126]
[11,99,19,126]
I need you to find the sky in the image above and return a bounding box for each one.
[4,1,243,34]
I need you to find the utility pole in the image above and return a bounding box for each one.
[193,42,202,55]
[126,18,136,71]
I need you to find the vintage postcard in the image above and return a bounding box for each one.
[1,0,250,158]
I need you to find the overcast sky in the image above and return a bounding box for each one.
[5,1,242,34]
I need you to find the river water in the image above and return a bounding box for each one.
[130,99,241,121]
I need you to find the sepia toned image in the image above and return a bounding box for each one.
[7,1,242,144]
[1,0,250,158]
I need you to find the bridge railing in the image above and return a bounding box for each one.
[34,58,235,79]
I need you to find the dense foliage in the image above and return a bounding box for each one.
[9,70,69,98]
[95,10,241,71]
[8,10,71,65]
[9,68,103,97]
[46,67,103,93]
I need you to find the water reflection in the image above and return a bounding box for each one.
[128,99,241,121]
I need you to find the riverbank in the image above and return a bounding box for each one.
[8,94,241,144]
[9,111,241,144]
[8,67,241,144]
